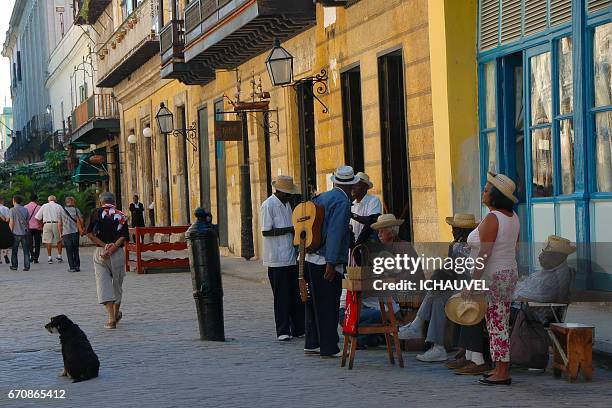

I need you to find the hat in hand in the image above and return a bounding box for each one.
[445,293,487,326]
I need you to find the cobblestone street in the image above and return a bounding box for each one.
[1,247,611,408]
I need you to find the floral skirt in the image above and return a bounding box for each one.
[485,268,518,363]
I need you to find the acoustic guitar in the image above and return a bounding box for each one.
[292,201,324,302]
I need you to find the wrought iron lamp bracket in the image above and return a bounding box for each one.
[285,68,329,114]
[169,122,198,152]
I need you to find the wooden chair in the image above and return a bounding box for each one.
[549,323,594,382]
[340,291,404,370]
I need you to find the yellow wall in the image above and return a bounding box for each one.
[110,0,480,259]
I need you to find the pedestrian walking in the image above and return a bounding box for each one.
[58,196,84,272]
[0,196,12,264]
[129,194,145,243]
[8,195,30,271]
[34,195,64,264]
[25,194,42,263]
[260,175,304,341]
[86,192,129,330]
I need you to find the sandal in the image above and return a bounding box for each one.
[105,321,117,329]
[115,311,123,323]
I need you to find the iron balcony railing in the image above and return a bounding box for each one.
[71,94,119,132]
[160,19,185,65]
[184,0,246,44]
[73,0,112,25]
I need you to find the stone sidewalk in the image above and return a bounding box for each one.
[1,248,611,408]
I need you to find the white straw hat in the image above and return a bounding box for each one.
[445,213,479,228]
[356,172,373,189]
[542,235,576,255]
[371,214,404,230]
[487,171,518,204]
[445,293,487,326]
[331,165,360,185]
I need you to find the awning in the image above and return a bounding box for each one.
[72,149,109,184]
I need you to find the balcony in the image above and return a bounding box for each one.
[159,19,216,85]
[183,0,316,70]
[73,0,112,25]
[96,0,160,88]
[4,114,54,163]
[69,94,120,145]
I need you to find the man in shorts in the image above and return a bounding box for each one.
[34,195,64,264]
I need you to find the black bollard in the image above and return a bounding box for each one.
[186,208,225,341]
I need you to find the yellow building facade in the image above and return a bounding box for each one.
[88,0,480,259]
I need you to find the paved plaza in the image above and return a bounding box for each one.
[1,247,611,408]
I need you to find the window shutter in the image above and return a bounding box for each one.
[550,0,571,26]
[524,0,547,36]
[501,0,522,44]
[480,0,500,50]
[588,0,611,13]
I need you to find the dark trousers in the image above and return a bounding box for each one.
[458,320,487,353]
[267,265,305,337]
[29,229,42,261]
[304,262,342,356]
[11,235,30,270]
[63,233,81,270]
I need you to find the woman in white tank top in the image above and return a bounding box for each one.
[466,172,520,386]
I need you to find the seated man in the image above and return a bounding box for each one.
[514,235,575,304]
[398,213,478,363]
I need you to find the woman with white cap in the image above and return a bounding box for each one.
[465,171,520,386]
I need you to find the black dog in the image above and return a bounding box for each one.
[45,315,100,383]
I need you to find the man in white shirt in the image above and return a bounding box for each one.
[260,175,304,341]
[34,195,64,264]
[350,172,382,246]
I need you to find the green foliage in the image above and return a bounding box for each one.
[0,152,97,221]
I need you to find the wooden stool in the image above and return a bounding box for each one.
[340,292,404,370]
[549,323,594,382]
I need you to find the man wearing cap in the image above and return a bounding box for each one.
[260,175,305,341]
[350,172,382,246]
[514,235,575,304]
[304,165,359,358]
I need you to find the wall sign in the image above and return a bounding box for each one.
[215,120,242,141]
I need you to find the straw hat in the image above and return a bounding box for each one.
[445,213,479,229]
[445,293,487,326]
[272,175,300,195]
[356,172,373,189]
[542,235,576,255]
[330,165,360,185]
[487,171,518,204]
[371,214,404,230]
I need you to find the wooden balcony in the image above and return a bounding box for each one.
[70,94,120,144]
[96,0,160,88]
[183,0,316,70]
[73,0,112,25]
[160,19,215,85]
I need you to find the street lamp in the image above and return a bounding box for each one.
[265,38,294,86]
[155,102,198,151]
[127,133,137,144]
[265,38,329,113]
[142,127,153,138]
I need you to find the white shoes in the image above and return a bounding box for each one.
[416,346,447,362]
[277,334,291,341]
[398,323,422,340]
[304,347,320,354]
[56,256,63,263]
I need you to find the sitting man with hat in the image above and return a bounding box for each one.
[304,165,359,358]
[399,213,479,363]
[260,175,304,341]
[514,235,576,304]
[350,172,382,246]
